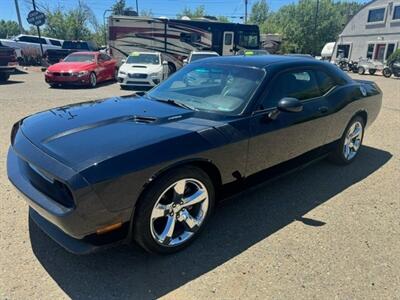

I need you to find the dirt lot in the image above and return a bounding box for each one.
[0,69,399,299]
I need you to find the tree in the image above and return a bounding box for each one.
[387,49,400,65]
[217,16,230,23]
[111,0,135,16]
[141,9,154,17]
[177,5,206,19]
[249,0,269,25]
[0,20,20,38]
[262,0,363,55]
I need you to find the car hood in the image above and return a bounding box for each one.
[19,97,222,172]
[120,63,162,74]
[48,62,96,72]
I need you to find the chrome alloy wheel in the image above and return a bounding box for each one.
[150,178,209,247]
[343,121,363,160]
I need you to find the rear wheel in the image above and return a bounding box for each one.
[329,116,365,165]
[358,66,365,75]
[133,166,215,254]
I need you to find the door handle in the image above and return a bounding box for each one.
[318,106,328,114]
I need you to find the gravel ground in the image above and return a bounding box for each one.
[0,69,399,300]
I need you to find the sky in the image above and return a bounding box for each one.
[0,0,366,28]
[0,0,299,27]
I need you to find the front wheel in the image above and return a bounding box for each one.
[358,66,365,75]
[368,69,376,75]
[383,68,392,78]
[133,166,215,254]
[0,73,10,82]
[89,72,97,88]
[329,116,365,165]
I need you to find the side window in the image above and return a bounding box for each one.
[99,54,110,61]
[50,39,61,46]
[264,70,322,108]
[316,71,337,94]
[224,33,233,45]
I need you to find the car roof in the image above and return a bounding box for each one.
[191,51,219,55]
[197,55,322,68]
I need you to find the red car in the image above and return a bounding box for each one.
[45,52,117,88]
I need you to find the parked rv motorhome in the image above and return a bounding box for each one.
[108,16,260,72]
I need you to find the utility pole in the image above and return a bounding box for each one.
[135,0,139,15]
[32,0,44,59]
[313,0,320,56]
[244,0,248,23]
[14,0,24,34]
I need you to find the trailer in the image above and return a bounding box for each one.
[108,16,260,73]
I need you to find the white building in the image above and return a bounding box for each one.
[333,0,400,62]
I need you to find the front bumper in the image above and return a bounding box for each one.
[7,129,132,253]
[117,73,161,87]
[45,73,90,85]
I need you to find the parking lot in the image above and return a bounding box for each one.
[0,69,399,299]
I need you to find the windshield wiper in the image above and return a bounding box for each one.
[152,97,198,111]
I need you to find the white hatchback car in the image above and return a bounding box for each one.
[117,52,169,89]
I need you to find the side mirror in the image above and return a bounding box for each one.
[183,58,188,65]
[162,60,168,65]
[121,59,126,64]
[277,97,303,113]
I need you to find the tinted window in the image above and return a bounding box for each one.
[237,31,258,48]
[62,41,90,50]
[366,44,374,59]
[224,33,233,45]
[180,32,201,44]
[264,70,321,107]
[336,44,350,58]
[393,6,400,20]
[190,53,218,62]
[99,53,111,61]
[18,36,46,44]
[50,39,61,46]
[368,8,385,22]
[316,71,336,94]
[386,44,395,60]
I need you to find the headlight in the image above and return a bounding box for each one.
[119,71,127,75]
[150,72,161,77]
[77,71,89,77]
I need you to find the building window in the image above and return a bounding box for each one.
[336,44,350,58]
[386,44,396,60]
[367,44,374,59]
[393,6,400,20]
[367,8,386,23]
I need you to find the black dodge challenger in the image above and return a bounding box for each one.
[7,56,382,254]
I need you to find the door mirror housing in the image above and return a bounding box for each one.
[183,58,188,65]
[277,97,303,113]
[121,59,126,64]
[162,60,168,65]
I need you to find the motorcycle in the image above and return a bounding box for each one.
[383,59,400,78]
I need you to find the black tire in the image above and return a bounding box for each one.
[383,68,392,78]
[49,83,58,88]
[133,166,215,254]
[329,116,365,165]
[88,72,97,88]
[368,69,376,75]
[358,66,365,75]
[168,62,176,76]
[114,68,118,81]
[0,73,10,82]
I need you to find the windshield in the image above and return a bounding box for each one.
[64,54,95,62]
[148,64,265,115]
[127,53,160,64]
[190,53,218,62]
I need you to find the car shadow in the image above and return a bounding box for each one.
[49,80,117,90]
[29,145,391,299]
[0,79,24,85]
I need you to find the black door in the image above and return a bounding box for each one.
[246,69,333,175]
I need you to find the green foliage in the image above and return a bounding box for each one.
[387,49,400,65]
[249,0,269,25]
[0,20,20,38]
[111,0,135,16]
[217,16,230,23]
[141,9,154,17]
[258,0,363,55]
[177,5,206,19]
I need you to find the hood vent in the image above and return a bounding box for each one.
[132,65,147,68]
[130,115,157,123]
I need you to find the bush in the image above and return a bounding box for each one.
[387,49,400,65]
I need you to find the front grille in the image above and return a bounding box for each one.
[52,72,72,77]
[128,73,147,79]
[24,162,74,208]
[127,81,151,85]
